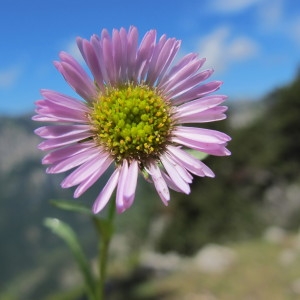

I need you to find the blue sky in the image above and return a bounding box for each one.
[0,0,299,115]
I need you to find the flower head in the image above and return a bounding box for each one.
[33,26,231,214]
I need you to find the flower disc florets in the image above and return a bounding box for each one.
[90,84,172,164]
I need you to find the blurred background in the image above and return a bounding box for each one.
[1,0,300,299]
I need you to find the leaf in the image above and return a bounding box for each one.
[50,199,93,215]
[92,217,114,243]
[186,149,209,161]
[44,218,96,300]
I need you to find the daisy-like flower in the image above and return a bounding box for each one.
[33,26,231,214]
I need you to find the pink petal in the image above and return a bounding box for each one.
[176,95,227,115]
[92,167,120,214]
[34,99,88,123]
[166,69,214,99]
[73,157,113,198]
[159,55,204,88]
[160,154,191,194]
[135,30,156,81]
[54,56,97,101]
[77,37,105,90]
[61,152,111,188]
[175,126,231,144]
[116,160,129,213]
[156,39,181,85]
[91,35,110,84]
[38,132,91,151]
[172,136,231,156]
[147,163,170,205]
[46,148,100,173]
[147,37,180,86]
[102,35,116,84]
[117,28,128,81]
[172,81,223,105]
[42,142,95,165]
[35,125,90,139]
[167,145,215,177]
[123,160,139,210]
[127,26,139,81]
[177,106,227,123]
[41,90,89,111]
[161,171,186,192]
[112,29,123,82]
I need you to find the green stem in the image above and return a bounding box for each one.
[95,200,116,300]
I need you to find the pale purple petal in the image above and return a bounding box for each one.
[172,136,231,156]
[145,34,166,82]
[92,168,120,214]
[172,81,223,105]
[161,171,187,192]
[122,160,139,210]
[35,125,90,139]
[42,142,95,165]
[116,160,129,213]
[38,132,91,151]
[46,148,100,173]
[163,151,193,183]
[156,39,181,85]
[167,145,215,177]
[135,30,156,81]
[74,157,113,198]
[177,106,227,123]
[159,54,203,88]
[127,26,138,81]
[160,58,204,92]
[147,163,170,205]
[34,100,88,123]
[112,29,123,82]
[91,35,110,84]
[160,154,191,194]
[102,35,116,84]
[61,152,111,188]
[177,94,226,114]
[175,126,231,144]
[41,90,89,111]
[147,37,180,86]
[77,37,105,90]
[119,27,129,80]
[165,69,214,99]
[54,52,97,101]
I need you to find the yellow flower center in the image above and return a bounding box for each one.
[89,84,173,164]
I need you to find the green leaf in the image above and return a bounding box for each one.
[50,199,93,215]
[186,149,209,161]
[44,218,96,300]
[92,217,114,243]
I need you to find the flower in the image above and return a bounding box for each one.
[33,26,231,214]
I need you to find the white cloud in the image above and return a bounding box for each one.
[257,0,284,29]
[288,17,300,46]
[256,0,300,47]
[63,38,85,64]
[210,0,261,13]
[66,39,84,63]
[197,26,259,72]
[0,65,22,89]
